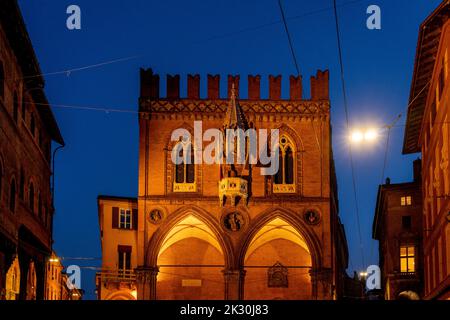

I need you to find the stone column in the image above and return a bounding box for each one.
[309,268,333,300]
[135,266,159,300]
[223,269,246,300]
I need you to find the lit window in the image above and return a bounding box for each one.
[400,245,415,273]
[273,135,296,193]
[173,142,196,192]
[119,209,132,229]
[401,196,412,206]
[118,245,132,274]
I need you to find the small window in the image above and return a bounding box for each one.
[400,245,415,273]
[9,179,16,213]
[118,245,132,272]
[401,196,412,206]
[29,182,35,213]
[402,216,412,229]
[0,61,4,99]
[19,168,24,200]
[13,92,18,123]
[119,209,132,229]
[38,193,42,220]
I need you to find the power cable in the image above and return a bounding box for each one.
[332,0,365,271]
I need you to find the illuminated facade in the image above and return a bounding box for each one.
[403,1,450,300]
[97,69,349,300]
[0,0,64,300]
[373,160,424,300]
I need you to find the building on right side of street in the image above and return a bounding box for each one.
[373,160,423,300]
[403,0,450,300]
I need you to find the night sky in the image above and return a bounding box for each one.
[17,0,441,299]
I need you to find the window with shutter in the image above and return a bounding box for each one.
[112,207,119,229]
[132,209,138,230]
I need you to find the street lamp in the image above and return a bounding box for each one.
[350,128,379,144]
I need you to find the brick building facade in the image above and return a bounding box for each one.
[97,68,350,300]
[373,160,423,300]
[0,0,64,300]
[403,0,450,300]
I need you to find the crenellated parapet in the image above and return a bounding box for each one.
[139,69,329,102]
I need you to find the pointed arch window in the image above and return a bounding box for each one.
[273,135,296,193]
[13,92,18,123]
[19,168,24,200]
[29,181,35,213]
[9,179,16,213]
[173,142,196,192]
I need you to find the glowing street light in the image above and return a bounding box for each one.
[350,130,364,143]
[350,128,379,144]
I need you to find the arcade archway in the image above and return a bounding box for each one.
[243,218,313,300]
[156,215,225,299]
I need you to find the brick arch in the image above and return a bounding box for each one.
[276,123,304,152]
[237,207,322,270]
[145,205,234,269]
[105,291,136,300]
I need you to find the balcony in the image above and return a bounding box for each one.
[96,269,136,283]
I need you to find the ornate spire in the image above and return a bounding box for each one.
[223,84,249,130]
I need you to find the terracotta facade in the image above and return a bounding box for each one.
[97,68,349,300]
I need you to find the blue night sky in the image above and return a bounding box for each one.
[17,0,441,299]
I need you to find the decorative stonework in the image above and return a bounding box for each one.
[142,99,330,116]
[221,209,249,233]
[303,209,321,225]
[148,209,165,224]
[268,262,288,288]
[223,212,245,232]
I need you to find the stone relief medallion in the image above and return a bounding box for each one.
[303,209,321,225]
[222,211,246,232]
[148,209,165,224]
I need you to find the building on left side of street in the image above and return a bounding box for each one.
[45,252,84,300]
[0,0,64,300]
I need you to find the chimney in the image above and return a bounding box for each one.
[228,75,240,98]
[248,75,261,100]
[207,75,220,99]
[167,74,180,99]
[187,74,200,99]
[385,177,391,185]
[413,158,422,182]
[140,68,159,99]
[310,70,329,100]
[289,75,302,100]
[269,75,281,100]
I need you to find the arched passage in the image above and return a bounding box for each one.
[155,214,225,300]
[105,291,137,300]
[5,256,20,300]
[242,217,313,300]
